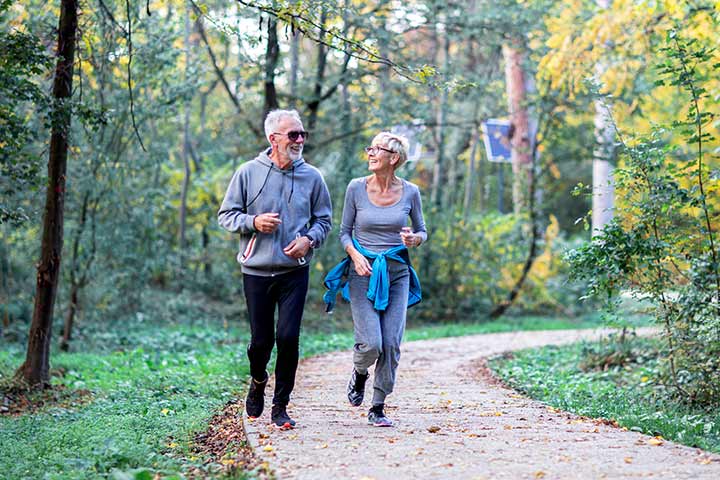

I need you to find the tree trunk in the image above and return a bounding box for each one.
[60,191,88,351]
[430,14,449,208]
[592,0,615,236]
[490,136,541,319]
[60,285,78,352]
[307,7,329,134]
[179,3,192,264]
[463,127,480,219]
[16,0,79,388]
[503,43,532,214]
[263,16,279,119]
[289,30,299,106]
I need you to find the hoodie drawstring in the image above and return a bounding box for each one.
[288,166,295,205]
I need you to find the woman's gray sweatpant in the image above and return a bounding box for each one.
[348,260,410,406]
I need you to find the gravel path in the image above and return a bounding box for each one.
[243,328,720,479]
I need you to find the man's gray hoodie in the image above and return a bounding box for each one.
[218,149,332,276]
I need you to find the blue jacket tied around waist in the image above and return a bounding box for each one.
[323,238,422,313]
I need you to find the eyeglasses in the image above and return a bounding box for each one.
[364,145,395,155]
[274,130,309,142]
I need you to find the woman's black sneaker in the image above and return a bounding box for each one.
[347,369,369,407]
[271,404,296,430]
[367,404,393,427]
[245,372,268,418]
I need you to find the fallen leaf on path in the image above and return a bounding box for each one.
[534,471,546,478]
[427,426,441,433]
[624,457,633,464]
[262,445,274,452]
[648,438,664,446]
[316,443,328,449]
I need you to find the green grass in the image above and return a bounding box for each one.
[0,311,609,479]
[489,338,720,454]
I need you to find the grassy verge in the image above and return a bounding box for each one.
[489,337,720,454]
[0,311,609,479]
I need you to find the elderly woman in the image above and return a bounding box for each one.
[334,131,427,427]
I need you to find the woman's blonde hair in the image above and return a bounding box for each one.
[373,131,410,169]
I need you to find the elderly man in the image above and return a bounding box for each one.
[218,109,332,429]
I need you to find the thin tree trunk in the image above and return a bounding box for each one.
[179,4,192,264]
[592,96,615,235]
[16,0,79,388]
[263,15,279,119]
[591,0,615,236]
[60,286,78,351]
[490,134,541,319]
[463,127,480,219]
[430,14,448,208]
[60,191,87,351]
[290,30,299,105]
[307,7,329,134]
[503,43,532,214]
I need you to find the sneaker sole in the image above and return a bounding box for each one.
[273,422,295,430]
[370,422,393,427]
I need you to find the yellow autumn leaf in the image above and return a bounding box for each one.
[263,445,274,452]
[160,408,170,416]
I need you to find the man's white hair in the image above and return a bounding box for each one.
[264,109,303,143]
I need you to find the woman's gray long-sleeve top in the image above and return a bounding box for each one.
[340,177,427,253]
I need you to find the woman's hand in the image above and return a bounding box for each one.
[400,227,421,248]
[351,252,373,276]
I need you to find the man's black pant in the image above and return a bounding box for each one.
[243,266,309,406]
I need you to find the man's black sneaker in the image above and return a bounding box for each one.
[347,369,369,407]
[367,404,393,427]
[245,372,268,419]
[271,404,296,430]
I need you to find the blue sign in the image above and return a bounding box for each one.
[482,119,512,163]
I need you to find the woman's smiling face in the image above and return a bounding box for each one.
[366,142,396,173]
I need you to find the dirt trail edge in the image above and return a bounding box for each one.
[243,328,720,479]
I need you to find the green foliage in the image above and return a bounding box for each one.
[418,211,592,320]
[490,338,720,453]
[0,321,248,479]
[567,32,720,406]
[0,0,52,225]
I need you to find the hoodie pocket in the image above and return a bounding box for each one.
[240,233,258,264]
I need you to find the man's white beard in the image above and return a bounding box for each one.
[287,144,303,161]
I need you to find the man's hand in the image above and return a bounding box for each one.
[283,236,312,259]
[253,213,281,233]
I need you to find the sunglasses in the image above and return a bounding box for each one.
[274,130,309,142]
[364,145,395,155]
